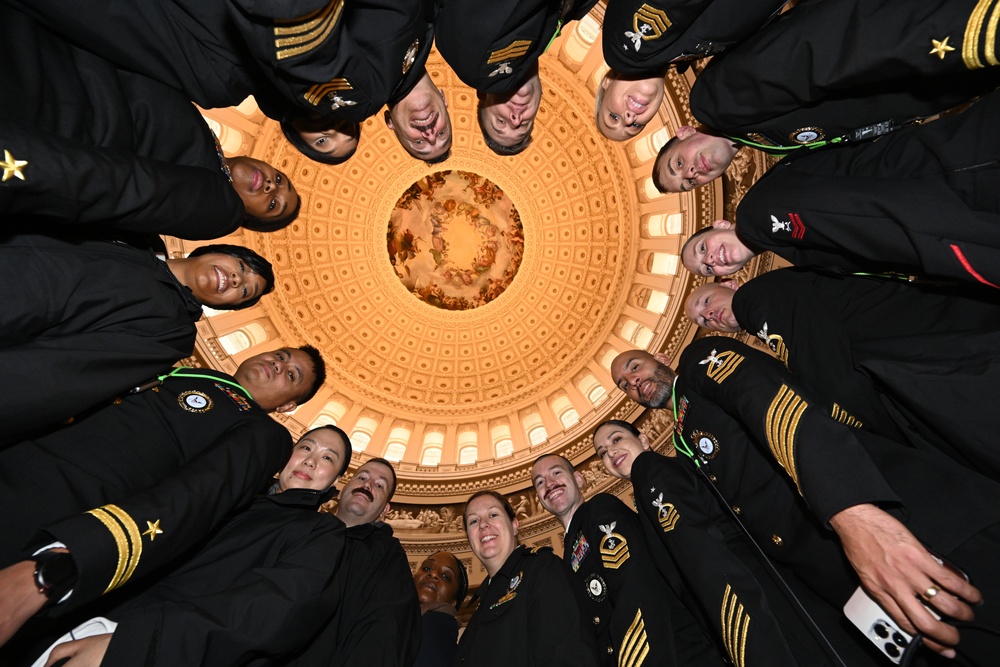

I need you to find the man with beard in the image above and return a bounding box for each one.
[282,458,421,667]
[531,454,725,666]
[611,344,1000,662]
[0,347,326,648]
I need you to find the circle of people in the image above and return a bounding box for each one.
[1,0,999,665]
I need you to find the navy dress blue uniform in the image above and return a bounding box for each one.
[735,89,1000,288]
[281,522,420,667]
[5,0,434,121]
[731,268,1000,481]
[0,367,291,612]
[0,232,202,445]
[435,0,598,95]
[602,0,784,75]
[563,493,725,667]
[94,489,347,666]
[691,0,1000,152]
[456,545,600,667]
[664,336,1000,664]
[0,6,243,240]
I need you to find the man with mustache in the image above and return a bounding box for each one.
[611,341,1000,663]
[0,346,326,649]
[531,454,725,666]
[283,458,420,667]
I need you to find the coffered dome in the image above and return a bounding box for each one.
[176,12,775,573]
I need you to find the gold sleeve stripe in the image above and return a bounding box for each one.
[273,0,343,61]
[707,352,744,385]
[765,384,807,492]
[488,40,532,64]
[619,608,650,667]
[101,504,144,589]
[964,0,1000,68]
[831,403,862,428]
[85,504,143,594]
[303,79,353,105]
[772,339,789,366]
[721,584,750,667]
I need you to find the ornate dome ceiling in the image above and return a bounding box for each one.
[177,10,776,575]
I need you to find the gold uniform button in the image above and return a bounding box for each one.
[606,646,614,655]
[592,616,601,625]
[708,474,717,482]
[112,398,123,405]
[731,505,741,515]
[772,534,783,546]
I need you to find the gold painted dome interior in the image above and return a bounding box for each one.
[175,12,775,570]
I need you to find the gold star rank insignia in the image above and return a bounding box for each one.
[143,519,164,541]
[1,150,27,182]
[929,37,955,60]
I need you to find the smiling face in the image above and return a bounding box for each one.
[531,456,584,528]
[413,551,462,607]
[682,220,754,277]
[183,253,267,308]
[292,117,359,159]
[685,282,741,332]
[479,70,541,148]
[597,73,664,141]
[233,348,316,413]
[653,127,740,192]
[593,423,650,479]
[611,350,677,408]
[385,72,451,161]
[277,428,349,493]
[227,156,299,220]
[336,460,394,527]
[465,494,518,578]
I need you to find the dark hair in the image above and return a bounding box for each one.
[187,244,275,309]
[477,97,532,156]
[651,136,679,193]
[433,550,469,610]
[463,490,516,526]
[301,425,353,478]
[594,419,641,440]
[681,226,715,264]
[280,117,360,166]
[363,457,398,500]
[243,193,302,233]
[423,148,451,165]
[296,345,326,405]
[531,453,574,472]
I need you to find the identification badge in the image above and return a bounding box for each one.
[691,430,719,459]
[178,390,213,413]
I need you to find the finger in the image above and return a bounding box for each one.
[45,640,78,667]
[900,593,961,649]
[933,563,982,607]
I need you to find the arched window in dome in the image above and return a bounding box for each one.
[644,289,671,314]
[384,442,406,463]
[217,322,268,355]
[420,447,442,466]
[621,319,654,348]
[523,413,547,446]
[491,424,514,459]
[599,348,619,372]
[646,213,683,237]
[349,417,378,453]
[578,375,607,404]
[552,396,580,429]
[458,431,478,465]
[309,401,347,429]
[647,252,679,276]
[635,127,671,163]
[383,427,411,462]
[420,432,445,466]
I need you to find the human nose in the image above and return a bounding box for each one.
[509,109,522,126]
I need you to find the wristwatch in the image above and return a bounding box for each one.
[32,551,78,603]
